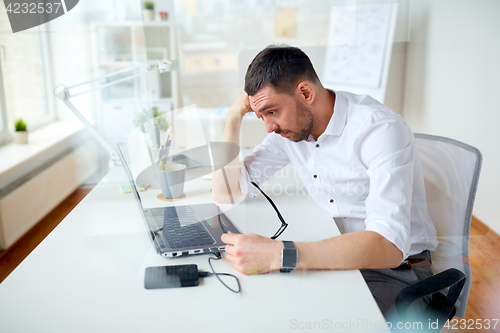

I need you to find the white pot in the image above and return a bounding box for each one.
[142,9,155,21]
[13,131,28,144]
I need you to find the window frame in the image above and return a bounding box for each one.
[0,45,12,146]
[27,25,56,131]
[0,25,56,140]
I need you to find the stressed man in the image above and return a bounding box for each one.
[211,45,438,315]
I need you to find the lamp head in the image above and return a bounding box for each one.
[54,85,70,100]
[157,60,178,73]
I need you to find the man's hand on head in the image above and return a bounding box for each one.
[221,231,283,275]
[228,92,253,121]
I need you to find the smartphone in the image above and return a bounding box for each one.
[144,264,199,289]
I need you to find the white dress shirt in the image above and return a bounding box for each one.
[240,90,438,259]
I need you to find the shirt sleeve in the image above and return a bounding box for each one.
[357,110,415,259]
[240,133,290,198]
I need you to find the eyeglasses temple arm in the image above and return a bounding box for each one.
[251,182,287,225]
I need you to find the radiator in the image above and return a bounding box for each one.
[0,141,100,249]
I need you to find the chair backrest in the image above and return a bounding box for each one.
[414,134,482,318]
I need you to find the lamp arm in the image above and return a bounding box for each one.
[53,60,178,159]
[69,71,145,98]
[55,86,116,158]
[66,64,144,90]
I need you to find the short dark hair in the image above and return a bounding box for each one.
[244,45,321,96]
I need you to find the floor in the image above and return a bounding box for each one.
[0,188,499,332]
[442,216,500,333]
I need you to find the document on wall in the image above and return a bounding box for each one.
[323,3,394,88]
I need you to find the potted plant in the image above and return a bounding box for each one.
[142,1,155,21]
[13,119,28,144]
[133,107,170,146]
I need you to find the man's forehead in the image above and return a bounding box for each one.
[249,86,278,112]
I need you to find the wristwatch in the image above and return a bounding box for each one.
[280,241,298,273]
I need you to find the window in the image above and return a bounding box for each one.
[0,6,54,139]
[173,0,333,108]
[0,46,10,145]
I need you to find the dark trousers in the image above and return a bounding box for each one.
[360,251,433,319]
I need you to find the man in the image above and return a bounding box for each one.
[212,45,438,316]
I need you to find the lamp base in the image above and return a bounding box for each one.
[157,193,186,202]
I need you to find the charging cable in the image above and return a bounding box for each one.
[198,249,241,293]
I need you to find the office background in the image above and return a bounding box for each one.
[0,0,499,250]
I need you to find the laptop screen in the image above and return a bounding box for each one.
[115,142,241,256]
[116,143,158,246]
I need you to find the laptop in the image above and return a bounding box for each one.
[116,143,241,257]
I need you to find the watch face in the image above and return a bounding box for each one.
[282,248,298,268]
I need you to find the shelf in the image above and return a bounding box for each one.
[92,21,173,28]
[91,20,180,110]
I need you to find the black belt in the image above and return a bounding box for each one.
[393,250,432,270]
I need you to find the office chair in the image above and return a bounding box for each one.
[395,134,482,330]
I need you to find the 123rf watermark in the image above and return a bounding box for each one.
[290,318,499,330]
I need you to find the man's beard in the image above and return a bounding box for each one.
[286,100,314,142]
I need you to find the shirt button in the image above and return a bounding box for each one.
[330,199,334,203]
[316,144,320,148]
[313,175,317,178]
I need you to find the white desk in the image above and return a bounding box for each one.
[0,164,388,332]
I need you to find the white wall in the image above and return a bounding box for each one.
[403,0,500,234]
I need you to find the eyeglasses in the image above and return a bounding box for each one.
[250,181,288,239]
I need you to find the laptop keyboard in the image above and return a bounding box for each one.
[150,206,216,249]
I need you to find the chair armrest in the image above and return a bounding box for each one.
[396,268,466,321]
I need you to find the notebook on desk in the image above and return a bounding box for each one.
[116,143,241,257]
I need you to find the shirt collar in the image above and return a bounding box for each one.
[322,90,348,137]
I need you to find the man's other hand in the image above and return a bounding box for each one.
[228,92,253,121]
[221,231,283,275]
